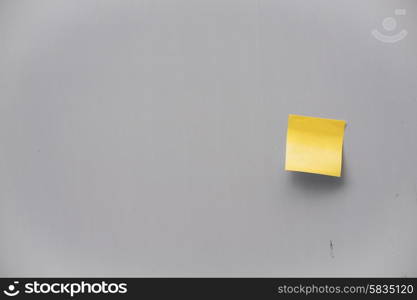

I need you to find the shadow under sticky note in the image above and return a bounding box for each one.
[285,114,346,177]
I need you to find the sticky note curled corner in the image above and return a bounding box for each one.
[285,114,346,177]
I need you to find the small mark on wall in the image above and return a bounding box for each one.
[330,240,335,258]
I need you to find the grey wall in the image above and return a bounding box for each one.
[0,0,416,276]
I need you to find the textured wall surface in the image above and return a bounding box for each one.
[1,0,416,276]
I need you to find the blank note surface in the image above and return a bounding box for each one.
[285,114,346,177]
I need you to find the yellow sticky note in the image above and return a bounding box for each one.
[285,114,346,177]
